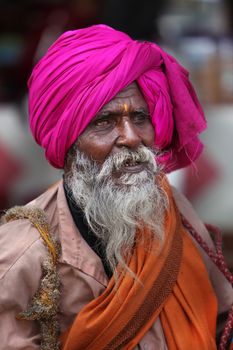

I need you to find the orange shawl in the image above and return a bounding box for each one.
[61,179,217,349]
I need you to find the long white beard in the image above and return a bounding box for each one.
[64,146,167,278]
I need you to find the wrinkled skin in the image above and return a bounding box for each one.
[76,82,155,168]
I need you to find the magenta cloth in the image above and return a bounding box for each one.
[28,24,206,171]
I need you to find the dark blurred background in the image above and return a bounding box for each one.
[0,0,232,268]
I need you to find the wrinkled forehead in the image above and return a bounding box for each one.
[98,82,148,115]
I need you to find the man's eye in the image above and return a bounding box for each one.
[92,118,115,130]
[132,114,150,124]
[95,119,109,127]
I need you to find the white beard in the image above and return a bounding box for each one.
[64,145,167,279]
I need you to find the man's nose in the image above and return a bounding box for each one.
[115,119,141,149]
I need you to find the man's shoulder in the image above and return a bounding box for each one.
[27,180,61,211]
[0,218,44,279]
[171,186,215,248]
[0,216,49,316]
[172,186,233,314]
[0,180,61,280]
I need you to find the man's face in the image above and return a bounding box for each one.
[77,82,155,171]
[65,85,165,276]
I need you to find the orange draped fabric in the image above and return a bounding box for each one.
[60,179,217,350]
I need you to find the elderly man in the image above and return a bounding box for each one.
[0,25,232,350]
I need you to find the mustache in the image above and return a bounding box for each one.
[97,146,158,179]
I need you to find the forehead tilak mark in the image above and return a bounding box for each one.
[123,103,129,113]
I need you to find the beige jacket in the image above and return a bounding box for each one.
[0,180,232,350]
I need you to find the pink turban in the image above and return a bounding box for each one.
[28,24,206,172]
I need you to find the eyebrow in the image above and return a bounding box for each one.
[95,108,149,119]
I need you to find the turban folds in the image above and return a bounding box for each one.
[28,24,206,171]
